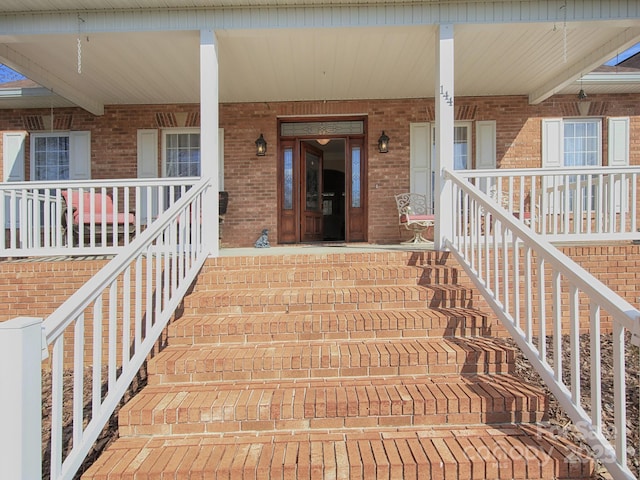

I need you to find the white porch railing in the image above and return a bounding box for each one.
[459,167,640,242]
[0,177,200,257]
[0,177,211,480]
[445,167,640,480]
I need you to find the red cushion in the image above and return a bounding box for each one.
[400,214,435,224]
[75,212,135,225]
[62,191,133,225]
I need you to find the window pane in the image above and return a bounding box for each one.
[454,126,468,170]
[33,134,70,181]
[165,132,201,178]
[563,119,601,209]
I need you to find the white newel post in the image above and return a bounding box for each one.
[200,29,220,257]
[0,317,43,480]
[434,24,455,250]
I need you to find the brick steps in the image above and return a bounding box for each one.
[81,251,594,479]
[119,374,548,436]
[146,337,515,384]
[167,309,496,345]
[83,425,593,480]
[183,284,472,315]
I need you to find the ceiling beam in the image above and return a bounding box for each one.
[0,44,104,115]
[529,27,640,104]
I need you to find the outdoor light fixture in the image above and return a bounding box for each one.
[577,77,590,116]
[378,131,389,153]
[255,134,267,156]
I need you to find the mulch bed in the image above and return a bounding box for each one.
[503,332,639,479]
[41,334,638,479]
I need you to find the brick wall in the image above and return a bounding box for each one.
[2,94,640,247]
[1,244,637,329]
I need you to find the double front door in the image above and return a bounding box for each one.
[278,121,367,244]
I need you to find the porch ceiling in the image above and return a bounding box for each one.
[2,20,640,113]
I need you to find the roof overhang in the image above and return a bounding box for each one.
[0,1,639,114]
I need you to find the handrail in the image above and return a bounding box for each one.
[444,167,640,480]
[42,177,211,480]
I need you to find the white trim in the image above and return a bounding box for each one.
[3,2,640,35]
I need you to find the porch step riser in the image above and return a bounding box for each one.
[192,265,461,290]
[146,339,516,385]
[84,427,593,480]
[182,286,473,315]
[167,311,497,345]
[119,376,547,436]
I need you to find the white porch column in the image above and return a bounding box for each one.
[200,29,220,257]
[0,317,42,480]
[434,24,455,250]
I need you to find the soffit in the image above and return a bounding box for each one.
[1,21,640,112]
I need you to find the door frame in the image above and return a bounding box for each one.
[277,116,368,244]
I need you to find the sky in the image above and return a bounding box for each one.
[605,43,640,66]
[0,64,26,83]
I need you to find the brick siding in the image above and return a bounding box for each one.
[2,94,640,247]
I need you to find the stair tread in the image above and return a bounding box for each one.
[82,424,593,480]
[119,374,547,433]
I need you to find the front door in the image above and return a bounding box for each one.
[301,143,323,241]
[277,118,367,244]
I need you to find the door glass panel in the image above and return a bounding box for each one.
[306,152,320,211]
[351,146,361,208]
[284,148,293,210]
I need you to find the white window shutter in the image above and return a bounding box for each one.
[542,118,563,168]
[475,121,496,193]
[608,117,630,213]
[137,129,159,224]
[69,131,91,180]
[410,123,431,201]
[137,129,159,178]
[608,117,629,167]
[541,119,563,217]
[2,132,26,229]
[3,132,26,182]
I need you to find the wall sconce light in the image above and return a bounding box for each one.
[377,131,389,153]
[255,134,267,156]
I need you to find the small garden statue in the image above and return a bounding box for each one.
[254,228,270,248]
